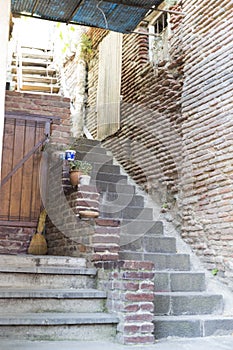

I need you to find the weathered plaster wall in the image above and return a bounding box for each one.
[180,0,233,286]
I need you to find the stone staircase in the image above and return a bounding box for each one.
[74,138,233,339]
[11,46,60,94]
[0,254,118,341]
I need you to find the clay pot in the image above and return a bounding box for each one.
[69,171,82,186]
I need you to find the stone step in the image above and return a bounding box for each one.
[154,271,206,292]
[103,192,144,208]
[92,163,121,175]
[12,57,52,67]
[0,312,118,341]
[93,173,128,185]
[0,266,97,289]
[75,144,107,155]
[76,151,113,165]
[0,254,87,268]
[15,83,60,93]
[13,50,53,60]
[153,315,233,339]
[120,236,176,254]
[72,138,101,147]
[11,66,56,76]
[154,292,223,316]
[95,181,135,195]
[120,219,164,236]
[12,74,58,84]
[100,205,153,220]
[118,252,191,271]
[0,289,106,314]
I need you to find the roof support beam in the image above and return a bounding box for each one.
[0,0,11,182]
[66,0,84,24]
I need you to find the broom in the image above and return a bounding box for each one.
[28,209,47,255]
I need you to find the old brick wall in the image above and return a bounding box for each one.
[86,6,184,206]
[84,1,233,289]
[180,0,233,286]
[45,159,120,262]
[97,260,155,344]
[5,91,71,146]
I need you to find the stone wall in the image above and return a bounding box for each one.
[180,0,233,287]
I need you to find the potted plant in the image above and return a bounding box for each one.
[68,160,82,186]
[79,161,92,186]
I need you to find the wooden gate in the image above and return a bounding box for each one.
[0,112,51,226]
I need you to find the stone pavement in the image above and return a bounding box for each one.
[1,336,233,350]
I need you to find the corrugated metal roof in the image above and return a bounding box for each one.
[11,0,164,33]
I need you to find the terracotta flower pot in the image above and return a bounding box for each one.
[69,170,82,186]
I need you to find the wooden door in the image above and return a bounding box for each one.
[0,113,49,224]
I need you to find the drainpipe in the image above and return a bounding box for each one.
[0,0,11,181]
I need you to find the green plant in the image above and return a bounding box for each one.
[68,160,92,175]
[211,268,219,276]
[68,160,82,172]
[80,161,92,175]
[79,33,93,64]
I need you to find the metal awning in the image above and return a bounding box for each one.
[11,0,164,34]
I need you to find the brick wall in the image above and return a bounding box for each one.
[96,260,155,345]
[45,159,120,263]
[5,90,71,147]
[0,225,35,255]
[180,0,233,286]
[84,1,233,289]
[86,5,184,205]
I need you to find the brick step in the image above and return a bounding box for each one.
[120,236,176,254]
[154,315,233,339]
[120,219,164,236]
[100,205,153,220]
[0,289,106,314]
[119,252,191,271]
[154,271,206,292]
[102,192,144,208]
[0,266,97,289]
[76,151,113,165]
[0,312,118,341]
[154,292,223,316]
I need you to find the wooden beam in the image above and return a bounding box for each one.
[0,0,11,182]
[0,220,37,227]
